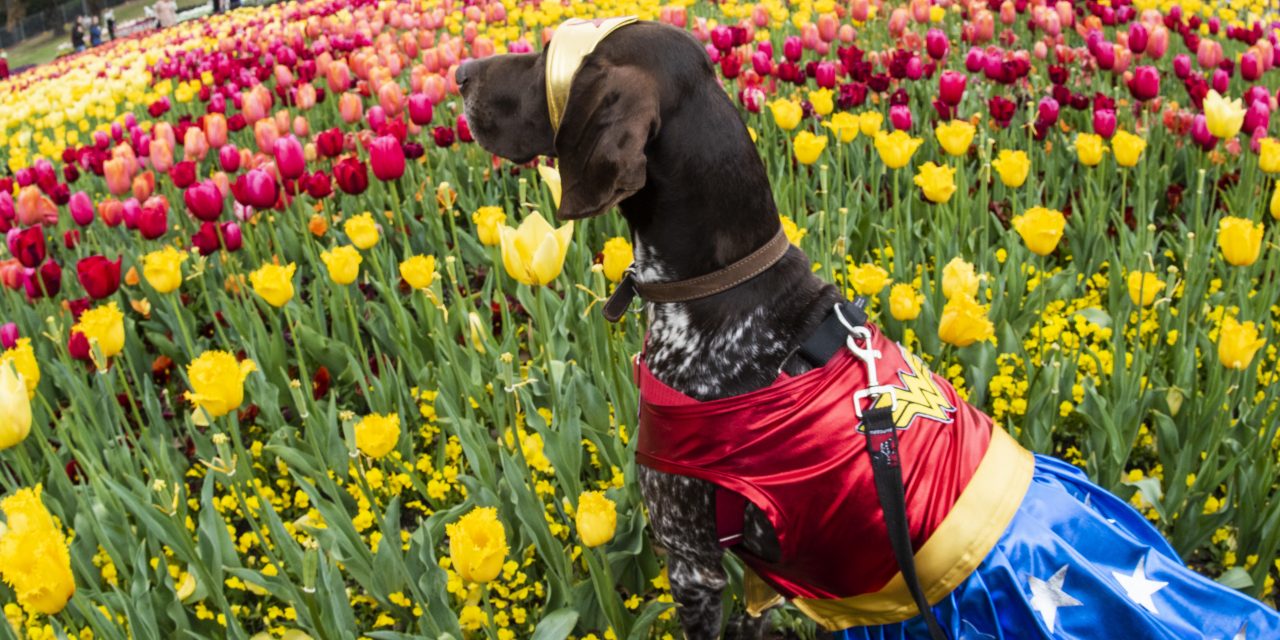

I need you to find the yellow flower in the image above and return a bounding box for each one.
[913,162,957,203]
[1259,138,1280,173]
[793,131,828,165]
[498,212,574,286]
[1111,130,1147,167]
[849,263,890,296]
[1217,216,1264,266]
[601,237,634,283]
[888,283,923,321]
[0,362,31,450]
[576,491,617,548]
[467,312,488,354]
[934,120,975,157]
[1074,133,1106,166]
[780,215,807,246]
[938,294,995,347]
[1011,206,1067,256]
[1203,90,1245,139]
[343,213,380,250]
[73,302,125,360]
[320,245,362,285]
[1126,272,1165,307]
[184,351,256,419]
[858,111,884,136]
[142,246,188,294]
[807,88,834,116]
[458,605,488,631]
[399,255,437,290]
[0,338,39,400]
[447,506,508,584]
[1218,316,1266,370]
[823,112,859,143]
[991,150,1030,187]
[537,165,562,208]
[249,262,297,307]
[472,206,507,246]
[941,257,980,300]
[355,413,401,459]
[1272,182,1280,220]
[873,131,923,169]
[769,99,803,131]
[0,486,75,615]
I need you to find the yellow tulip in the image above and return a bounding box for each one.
[537,164,562,208]
[873,130,923,169]
[471,206,506,246]
[343,213,380,250]
[1218,316,1266,370]
[1259,138,1280,173]
[1126,272,1165,307]
[858,111,884,137]
[1203,90,1245,139]
[320,245,362,285]
[185,351,256,419]
[73,302,125,361]
[1075,133,1107,166]
[849,263,890,296]
[447,506,508,583]
[934,120,975,157]
[355,413,400,459]
[1110,130,1147,168]
[576,491,618,548]
[941,257,980,300]
[794,131,828,165]
[249,262,297,307]
[1012,206,1067,256]
[399,255,437,290]
[142,246,188,294]
[601,237,634,283]
[467,312,488,355]
[1217,216,1264,266]
[1272,182,1280,220]
[823,112,859,143]
[498,212,574,286]
[769,99,803,131]
[938,294,995,347]
[781,215,807,246]
[1,338,39,400]
[807,88,834,116]
[888,283,923,321]
[0,362,31,450]
[991,150,1030,188]
[913,162,957,203]
[0,486,75,615]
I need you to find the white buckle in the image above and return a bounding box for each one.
[854,385,898,417]
[840,312,899,417]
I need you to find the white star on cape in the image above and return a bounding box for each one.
[1112,556,1168,615]
[1029,565,1082,632]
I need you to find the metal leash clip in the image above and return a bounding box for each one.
[834,304,898,418]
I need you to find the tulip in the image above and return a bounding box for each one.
[576,491,618,548]
[1128,66,1160,101]
[1244,101,1271,137]
[370,136,407,181]
[72,301,125,362]
[1037,97,1060,127]
[498,212,574,287]
[471,206,506,247]
[249,262,296,307]
[131,171,156,202]
[447,506,508,584]
[1126,272,1165,307]
[0,324,17,350]
[1111,131,1147,168]
[0,487,76,614]
[75,255,122,300]
[220,222,243,253]
[1128,23,1149,53]
[23,260,61,300]
[935,120,975,156]
[814,61,837,89]
[769,100,803,130]
[142,246,187,294]
[1173,54,1192,79]
[432,126,456,147]
[137,197,169,240]
[1218,316,1266,370]
[7,227,45,269]
[399,255,437,290]
[859,111,884,136]
[1093,109,1117,138]
[339,92,363,124]
[184,181,224,221]
[69,191,94,227]
[218,145,241,173]
[890,104,913,131]
[925,29,949,60]
[873,131,923,169]
[1217,216,1264,266]
[204,113,228,148]
[822,112,859,143]
[149,138,174,174]
[103,158,132,197]
[783,36,802,62]
[1204,90,1246,139]
[991,149,1030,188]
[938,294,995,347]
[1241,52,1261,82]
[1272,182,1280,220]
[1012,207,1066,256]
[1191,114,1218,150]
[1075,133,1107,166]
[334,157,369,195]
[808,89,834,116]
[1211,69,1230,95]
[344,212,380,250]
[913,162,957,204]
[793,131,828,165]
[270,136,304,181]
[320,245,362,285]
[233,170,278,209]
[408,93,434,125]
[0,354,32,452]
[316,129,345,158]
[354,413,401,459]
[15,187,57,227]
[849,263,890,296]
[942,257,980,300]
[888,283,923,320]
[170,162,197,190]
[938,71,967,106]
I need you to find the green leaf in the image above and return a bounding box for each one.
[530,608,579,640]
[1216,567,1254,590]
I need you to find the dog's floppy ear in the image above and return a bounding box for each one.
[553,64,660,220]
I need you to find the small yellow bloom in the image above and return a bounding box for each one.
[576,491,617,548]
[467,312,488,355]
[1011,206,1067,256]
[355,413,401,459]
[888,283,923,321]
[1217,216,1263,266]
[849,263,890,296]
[249,263,297,307]
[793,131,828,165]
[780,215,807,246]
[873,130,923,169]
[73,302,125,360]
[1258,138,1280,173]
[823,112,859,143]
[858,111,884,137]
[807,88,834,116]
[343,213,380,250]
[941,257,980,300]
[938,294,995,347]
[0,486,75,615]
[1218,316,1266,370]
[320,245,362,285]
[934,120,975,157]
[1126,272,1165,307]
[1075,133,1107,166]
[601,237,634,283]
[1203,90,1245,139]
[399,255,437,289]
[0,363,32,450]
[142,246,188,294]
[447,506,508,584]
[991,149,1030,188]
[769,99,803,131]
[1111,130,1147,167]
[472,206,507,246]
[537,165,562,208]
[498,212,574,286]
[913,162,957,203]
[185,351,256,419]
[0,338,39,400]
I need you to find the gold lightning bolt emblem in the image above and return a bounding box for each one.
[871,343,956,429]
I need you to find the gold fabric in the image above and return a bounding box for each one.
[544,16,638,132]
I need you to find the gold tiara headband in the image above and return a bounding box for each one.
[545,16,638,132]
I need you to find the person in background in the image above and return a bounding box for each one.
[89,17,102,46]
[104,9,116,40]
[156,0,178,29]
[71,18,86,52]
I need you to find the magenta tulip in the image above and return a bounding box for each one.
[1093,109,1117,138]
[1190,114,1217,150]
[1128,66,1160,101]
[1241,52,1261,81]
[273,136,305,180]
[1245,101,1271,135]
[1212,68,1230,94]
[137,197,169,240]
[1128,23,1149,53]
[1173,54,1192,79]
[0,323,17,350]
[369,136,406,181]
[814,61,837,88]
[751,50,772,76]
[1037,97,1060,126]
[184,181,224,221]
[233,169,278,209]
[69,191,95,227]
[890,104,913,131]
[408,93,433,125]
[964,47,986,72]
[925,29,949,60]
[783,36,802,62]
[938,70,967,106]
[219,145,241,173]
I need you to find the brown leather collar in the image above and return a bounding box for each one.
[602,226,791,322]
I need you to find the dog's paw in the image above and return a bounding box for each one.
[722,613,771,640]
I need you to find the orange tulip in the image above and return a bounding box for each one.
[255,120,280,155]
[152,121,176,153]
[149,138,173,174]
[183,128,209,162]
[204,113,228,148]
[296,83,317,111]
[378,82,404,116]
[339,92,363,124]
[14,186,58,226]
[131,171,155,201]
[327,60,351,93]
[104,159,132,196]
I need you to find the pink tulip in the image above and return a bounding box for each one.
[0,323,18,350]
[1128,23,1148,53]
[926,29,949,60]
[783,36,802,62]
[1241,52,1261,81]
[369,136,406,181]
[1198,39,1223,70]
[814,61,836,88]
[1146,25,1169,59]
[1191,114,1217,150]
[1128,66,1160,101]
[965,47,986,72]
[408,93,433,125]
[69,191,94,227]
[1173,54,1192,79]
[233,169,278,209]
[1245,101,1271,135]
[273,136,305,181]
[137,196,169,240]
[1212,68,1230,94]
[751,50,772,76]
[1093,109,1117,138]
[710,25,733,52]
[184,180,224,221]
[1037,97,1060,125]
[890,105,913,131]
[939,70,967,106]
[219,145,241,173]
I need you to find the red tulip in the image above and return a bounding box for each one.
[274,136,306,180]
[305,171,333,199]
[63,230,80,250]
[1128,66,1160,101]
[456,115,473,143]
[233,169,279,209]
[334,157,369,195]
[76,255,122,299]
[1173,54,1192,79]
[1212,68,1230,94]
[783,36,802,62]
[925,29,949,60]
[317,128,345,158]
[1037,97,1060,126]
[25,260,61,300]
[221,222,243,252]
[0,323,18,350]
[1128,23,1149,53]
[1245,101,1271,136]
[710,25,733,52]
[751,50,772,76]
[68,330,91,361]
[742,86,765,113]
[7,226,46,268]
[370,136,407,181]
[1241,52,1261,81]
[171,161,197,189]
[184,181,224,221]
[1093,109,1117,138]
[192,222,222,255]
[219,145,241,173]
[408,93,434,125]
[138,196,169,240]
[964,47,986,72]
[432,126,455,148]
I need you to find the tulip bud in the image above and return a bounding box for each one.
[890,104,913,131]
[221,222,243,252]
[1128,23,1149,53]
[1128,65,1160,101]
[408,93,433,125]
[1093,109,1117,138]
[1173,54,1192,79]
[925,29,949,60]
[218,145,241,173]
[938,70,967,106]
[964,46,986,72]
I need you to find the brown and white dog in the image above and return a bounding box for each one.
[459,21,846,639]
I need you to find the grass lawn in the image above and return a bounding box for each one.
[5,0,208,71]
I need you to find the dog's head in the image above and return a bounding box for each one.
[458,21,709,221]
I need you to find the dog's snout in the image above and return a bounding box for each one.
[456,61,476,93]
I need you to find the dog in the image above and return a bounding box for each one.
[458,19,1280,640]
